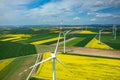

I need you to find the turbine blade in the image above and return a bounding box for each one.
[56,58,73,73]
[66,30,71,34]
[19,57,52,76]
[30,57,53,69]
[54,32,61,55]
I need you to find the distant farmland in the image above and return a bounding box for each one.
[0,27,120,50]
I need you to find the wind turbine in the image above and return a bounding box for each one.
[20,31,70,80]
[114,26,117,40]
[112,25,115,35]
[60,20,63,32]
[31,32,61,80]
[98,29,103,43]
[63,30,71,53]
[24,32,61,80]
[60,20,71,53]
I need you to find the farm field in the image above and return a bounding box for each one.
[31,37,63,45]
[99,33,120,50]
[65,34,96,47]
[0,41,36,60]
[0,0,120,80]
[0,26,120,80]
[31,53,120,80]
[79,30,97,34]
[18,33,58,43]
[0,27,120,50]
[0,58,15,71]
[60,37,85,47]
[0,34,31,42]
[85,38,113,49]
[0,54,37,80]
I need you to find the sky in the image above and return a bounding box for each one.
[0,0,120,25]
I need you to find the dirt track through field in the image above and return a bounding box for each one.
[66,47,120,58]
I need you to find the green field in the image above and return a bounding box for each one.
[60,37,85,47]
[0,41,36,60]
[99,33,120,50]
[0,54,37,80]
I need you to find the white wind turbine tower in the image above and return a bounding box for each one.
[60,20,63,30]
[114,26,117,40]
[112,25,115,35]
[63,30,71,53]
[81,26,83,31]
[60,20,71,53]
[98,29,103,43]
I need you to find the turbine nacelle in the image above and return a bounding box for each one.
[63,30,71,36]
[51,53,56,59]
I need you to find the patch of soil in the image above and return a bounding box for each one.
[102,32,112,34]
[66,47,120,58]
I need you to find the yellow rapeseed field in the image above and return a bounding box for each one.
[31,28,40,31]
[31,37,63,45]
[85,38,113,49]
[79,30,97,34]
[0,34,31,42]
[50,29,58,31]
[50,29,59,33]
[0,58,15,71]
[50,31,60,33]
[2,34,30,37]
[33,53,120,80]
[3,28,11,30]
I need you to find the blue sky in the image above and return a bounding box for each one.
[0,0,120,25]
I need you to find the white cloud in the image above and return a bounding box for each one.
[73,17,80,20]
[90,18,96,21]
[26,0,81,17]
[95,13,120,18]
[96,13,112,17]
[87,12,118,18]
[0,0,120,25]
[87,12,91,15]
